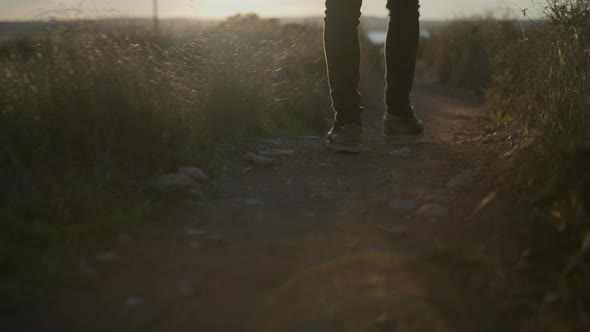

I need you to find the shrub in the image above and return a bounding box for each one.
[420,16,520,96]
[0,15,330,176]
[0,15,331,303]
[487,0,590,324]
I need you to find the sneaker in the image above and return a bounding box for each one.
[326,122,362,153]
[383,109,424,139]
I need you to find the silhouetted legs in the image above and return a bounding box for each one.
[323,0,420,124]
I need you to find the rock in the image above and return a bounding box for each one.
[259,148,296,157]
[421,193,452,203]
[388,147,414,157]
[79,259,97,278]
[263,138,283,146]
[482,132,513,144]
[298,136,322,142]
[189,188,206,199]
[117,233,133,242]
[95,252,118,262]
[239,198,265,206]
[388,199,417,210]
[417,204,449,218]
[155,173,198,189]
[304,211,317,218]
[124,297,144,308]
[208,234,224,241]
[184,228,209,237]
[176,281,194,296]
[378,225,408,235]
[244,153,276,166]
[178,167,210,182]
[446,170,476,189]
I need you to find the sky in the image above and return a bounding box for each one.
[0,0,541,21]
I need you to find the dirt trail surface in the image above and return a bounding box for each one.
[23,70,543,332]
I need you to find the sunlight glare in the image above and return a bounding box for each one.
[197,0,313,18]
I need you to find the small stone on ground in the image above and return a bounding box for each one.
[389,147,414,157]
[388,199,418,210]
[124,297,144,308]
[184,228,209,237]
[447,170,476,189]
[178,167,210,182]
[417,204,450,218]
[259,148,296,157]
[95,252,119,262]
[244,153,276,166]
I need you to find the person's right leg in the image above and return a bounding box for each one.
[324,0,363,152]
[383,0,424,138]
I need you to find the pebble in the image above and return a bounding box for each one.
[155,173,198,189]
[189,188,206,199]
[244,153,276,166]
[379,225,408,235]
[263,138,283,146]
[239,198,265,206]
[178,167,210,183]
[417,204,449,218]
[176,281,194,296]
[447,170,476,189]
[421,192,452,203]
[184,228,209,237]
[117,233,133,242]
[124,297,145,308]
[388,147,414,157]
[95,252,119,262]
[79,259,98,278]
[388,200,417,210]
[259,149,296,157]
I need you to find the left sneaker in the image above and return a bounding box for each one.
[326,122,362,153]
[383,109,424,139]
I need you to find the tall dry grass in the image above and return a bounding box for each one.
[0,15,331,305]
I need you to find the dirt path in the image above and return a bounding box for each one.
[25,69,542,332]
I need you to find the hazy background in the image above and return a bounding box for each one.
[1,0,540,21]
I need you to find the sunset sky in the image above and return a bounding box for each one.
[0,0,540,21]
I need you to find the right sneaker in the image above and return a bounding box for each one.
[383,109,424,139]
[326,122,362,153]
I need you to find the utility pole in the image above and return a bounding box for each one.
[153,0,159,35]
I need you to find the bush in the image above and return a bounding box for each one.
[488,1,590,226]
[487,0,590,325]
[0,15,330,176]
[420,16,520,96]
[0,15,331,303]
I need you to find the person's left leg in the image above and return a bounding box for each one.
[383,0,424,138]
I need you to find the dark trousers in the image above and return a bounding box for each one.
[324,0,420,125]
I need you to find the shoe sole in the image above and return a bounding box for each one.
[326,140,361,154]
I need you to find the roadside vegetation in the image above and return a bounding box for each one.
[0,15,330,306]
[421,0,590,328]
